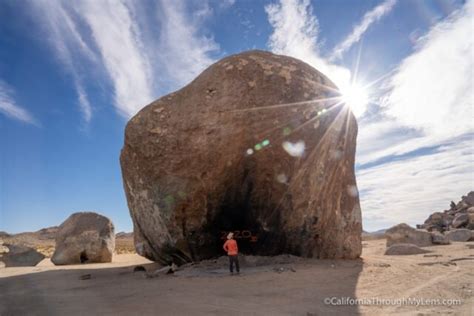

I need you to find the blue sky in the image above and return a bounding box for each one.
[0,0,472,233]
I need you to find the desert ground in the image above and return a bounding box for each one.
[1,238,473,316]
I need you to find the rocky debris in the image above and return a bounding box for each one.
[445,229,472,242]
[418,192,474,232]
[385,223,432,247]
[146,263,178,278]
[431,231,450,245]
[0,244,45,267]
[384,243,432,256]
[51,212,115,265]
[120,50,362,265]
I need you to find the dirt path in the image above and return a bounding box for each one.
[1,240,473,315]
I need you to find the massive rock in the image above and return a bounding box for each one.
[120,50,362,265]
[385,223,432,247]
[51,212,115,265]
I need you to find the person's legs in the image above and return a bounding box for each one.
[235,255,240,273]
[228,255,234,273]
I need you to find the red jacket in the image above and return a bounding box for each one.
[223,239,238,255]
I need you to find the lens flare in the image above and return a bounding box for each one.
[341,83,369,117]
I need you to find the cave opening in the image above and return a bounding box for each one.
[201,167,286,259]
[80,251,88,264]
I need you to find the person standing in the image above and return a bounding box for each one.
[223,232,240,274]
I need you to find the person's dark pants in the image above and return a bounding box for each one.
[228,255,240,273]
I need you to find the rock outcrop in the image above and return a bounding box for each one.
[51,212,115,265]
[0,243,45,267]
[418,192,474,232]
[120,50,362,265]
[385,223,432,247]
[384,243,431,256]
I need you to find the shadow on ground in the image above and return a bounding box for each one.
[0,257,363,315]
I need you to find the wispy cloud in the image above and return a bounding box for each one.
[32,0,95,123]
[74,0,155,118]
[356,0,474,230]
[265,0,351,89]
[0,81,37,125]
[330,0,397,61]
[30,0,218,120]
[157,0,219,87]
[359,138,473,231]
[383,0,473,138]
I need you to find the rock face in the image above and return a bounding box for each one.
[0,244,45,267]
[120,50,362,265]
[385,223,432,247]
[384,243,431,256]
[51,212,115,265]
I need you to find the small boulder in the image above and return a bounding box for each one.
[384,243,432,256]
[386,223,432,247]
[445,229,472,242]
[466,213,474,230]
[51,212,115,265]
[0,244,45,267]
[431,232,450,245]
[451,213,468,228]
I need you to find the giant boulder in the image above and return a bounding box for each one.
[51,212,115,265]
[120,50,362,265]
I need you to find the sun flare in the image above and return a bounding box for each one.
[341,83,369,117]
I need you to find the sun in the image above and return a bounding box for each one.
[341,83,369,117]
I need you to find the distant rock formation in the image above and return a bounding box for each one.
[418,191,474,232]
[51,212,115,265]
[120,50,362,265]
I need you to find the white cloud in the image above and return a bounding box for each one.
[356,0,474,230]
[30,0,218,120]
[0,81,37,125]
[331,0,397,61]
[157,0,219,86]
[265,0,351,90]
[31,0,94,122]
[75,0,155,118]
[383,0,473,138]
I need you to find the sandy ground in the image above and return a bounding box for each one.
[1,239,473,315]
